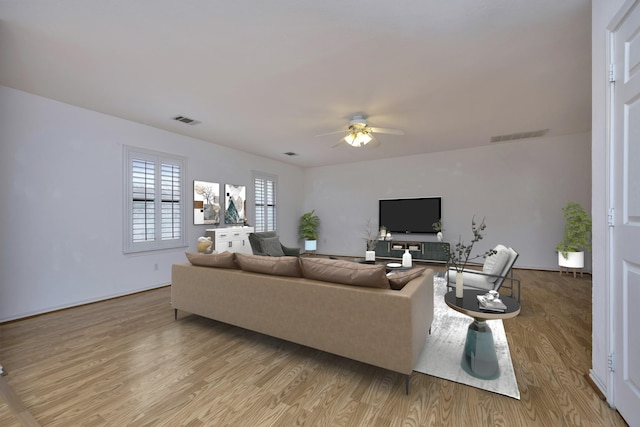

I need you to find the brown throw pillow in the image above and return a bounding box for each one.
[387,267,426,290]
[185,251,238,269]
[235,253,302,277]
[300,258,390,289]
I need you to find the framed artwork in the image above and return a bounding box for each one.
[193,180,221,225]
[224,184,246,224]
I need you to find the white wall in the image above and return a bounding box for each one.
[590,0,626,401]
[0,86,304,321]
[303,133,591,271]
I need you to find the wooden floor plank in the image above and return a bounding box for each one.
[0,268,628,426]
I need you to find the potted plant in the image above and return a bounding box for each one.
[363,219,379,261]
[556,201,591,271]
[434,217,496,297]
[299,210,320,251]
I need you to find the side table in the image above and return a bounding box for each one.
[444,290,520,379]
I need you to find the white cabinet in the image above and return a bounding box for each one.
[205,227,254,254]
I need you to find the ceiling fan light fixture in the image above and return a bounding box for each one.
[344,131,372,147]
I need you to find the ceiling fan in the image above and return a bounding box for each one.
[316,115,405,148]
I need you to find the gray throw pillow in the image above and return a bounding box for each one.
[261,236,285,256]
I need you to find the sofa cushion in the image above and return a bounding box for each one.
[387,267,426,290]
[185,251,238,269]
[483,245,510,283]
[235,253,302,277]
[260,236,286,257]
[300,257,390,289]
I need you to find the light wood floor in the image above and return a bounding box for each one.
[0,268,628,426]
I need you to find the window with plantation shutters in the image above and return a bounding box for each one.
[253,173,277,232]
[124,146,186,253]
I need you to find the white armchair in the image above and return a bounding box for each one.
[446,244,520,301]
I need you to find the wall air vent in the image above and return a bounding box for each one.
[490,128,549,143]
[172,115,201,125]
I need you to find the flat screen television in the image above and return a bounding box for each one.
[379,197,441,234]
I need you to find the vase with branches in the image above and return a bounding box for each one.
[363,219,379,261]
[433,217,496,297]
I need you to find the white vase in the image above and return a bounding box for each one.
[402,249,412,267]
[455,273,464,298]
[365,250,376,261]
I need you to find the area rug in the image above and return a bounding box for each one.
[413,276,520,399]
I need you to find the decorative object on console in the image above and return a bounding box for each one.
[224,184,246,224]
[299,210,320,252]
[194,180,220,225]
[196,236,213,254]
[402,249,412,268]
[434,217,496,297]
[379,225,387,240]
[555,201,591,276]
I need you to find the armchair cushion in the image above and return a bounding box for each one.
[483,245,510,283]
[447,269,494,291]
[260,236,286,257]
[248,232,300,257]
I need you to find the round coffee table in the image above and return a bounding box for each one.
[444,290,520,379]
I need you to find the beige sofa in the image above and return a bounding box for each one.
[171,253,434,393]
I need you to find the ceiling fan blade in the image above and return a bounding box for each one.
[331,138,345,148]
[316,129,348,137]
[366,135,381,148]
[370,127,405,135]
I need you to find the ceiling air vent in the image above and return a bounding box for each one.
[283,152,299,156]
[490,128,549,143]
[172,115,201,125]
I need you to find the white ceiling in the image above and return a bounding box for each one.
[0,0,591,167]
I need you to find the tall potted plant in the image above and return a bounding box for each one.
[299,210,320,252]
[556,201,591,270]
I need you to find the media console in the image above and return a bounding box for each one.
[374,240,450,263]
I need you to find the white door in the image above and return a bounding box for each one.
[611,1,640,425]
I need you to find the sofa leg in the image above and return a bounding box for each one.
[405,374,410,395]
[174,308,178,320]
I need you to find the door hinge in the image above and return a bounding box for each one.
[608,353,615,372]
[609,64,616,82]
[608,208,615,227]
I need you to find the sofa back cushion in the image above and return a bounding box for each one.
[300,257,390,289]
[185,251,238,269]
[387,267,426,290]
[235,253,302,277]
[259,236,286,256]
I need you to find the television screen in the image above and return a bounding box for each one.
[379,197,441,234]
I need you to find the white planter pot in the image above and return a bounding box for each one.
[365,250,376,261]
[304,240,317,251]
[558,251,584,268]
